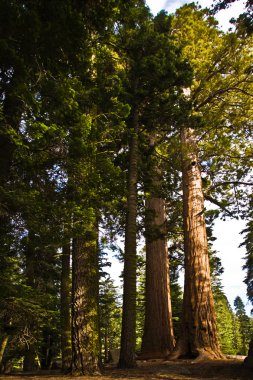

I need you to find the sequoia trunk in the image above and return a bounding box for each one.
[72,231,100,375]
[172,127,222,360]
[141,195,175,358]
[118,106,138,368]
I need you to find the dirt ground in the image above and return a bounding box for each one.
[1,358,252,380]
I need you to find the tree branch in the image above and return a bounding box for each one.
[204,194,234,216]
[195,79,253,110]
[207,181,253,192]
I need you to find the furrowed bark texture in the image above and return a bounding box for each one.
[119,107,138,368]
[60,243,72,372]
[141,195,175,358]
[172,127,222,360]
[72,234,100,375]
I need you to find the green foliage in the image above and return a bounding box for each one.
[99,276,122,362]
[234,296,253,354]
[170,280,183,341]
[214,287,239,354]
[211,252,252,355]
[242,194,253,309]
[136,251,146,352]
[172,3,253,219]
[0,0,252,371]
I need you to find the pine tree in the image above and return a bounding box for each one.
[99,277,121,363]
[234,296,252,355]
[214,288,240,355]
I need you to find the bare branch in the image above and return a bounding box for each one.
[204,194,234,216]
[207,181,253,192]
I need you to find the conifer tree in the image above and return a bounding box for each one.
[234,296,252,355]
[169,3,253,360]
[117,6,191,366]
[99,277,121,363]
[171,127,222,360]
[214,288,241,355]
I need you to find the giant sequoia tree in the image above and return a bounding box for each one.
[1,0,253,374]
[173,127,222,359]
[140,132,178,359]
[117,7,191,366]
[141,160,175,358]
[168,3,253,360]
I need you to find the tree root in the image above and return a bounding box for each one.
[165,347,225,362]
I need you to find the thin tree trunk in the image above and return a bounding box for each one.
[140,195,175,358]
[0,92,21,185]
[23,345,37,372]
[60,243,72,372]
[0,335,8,370]
[23,233,38,372]
[104,327,108,363]
[40,330,53,370]
[71,230,100,375]
[171,127,223,360]
[118,106,138,368]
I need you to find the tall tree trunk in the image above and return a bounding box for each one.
[40,330,53,370]
[118,106,138,368]
[0,335,8,371]
[23,345,37,372]
[171,127,222,360]
[71,230,100,375]
[0,90,23,216]
[60,243,72,372]
[244,339,253,368]
[104,327,108,363]
[23,233,38,372]
[140,194,175,358]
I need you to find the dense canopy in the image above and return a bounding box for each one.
[0,0,252,376]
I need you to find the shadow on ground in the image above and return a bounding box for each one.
[0,358,252,380]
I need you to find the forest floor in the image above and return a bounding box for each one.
[1,357,252,380]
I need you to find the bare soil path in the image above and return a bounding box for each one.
[1,358,252,380]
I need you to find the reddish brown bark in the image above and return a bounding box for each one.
[140,195,175,359]
[171,127,223,360]
[72,233,100,375]
[119,106,138,368]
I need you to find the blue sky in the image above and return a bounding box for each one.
[146,0,246,31]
